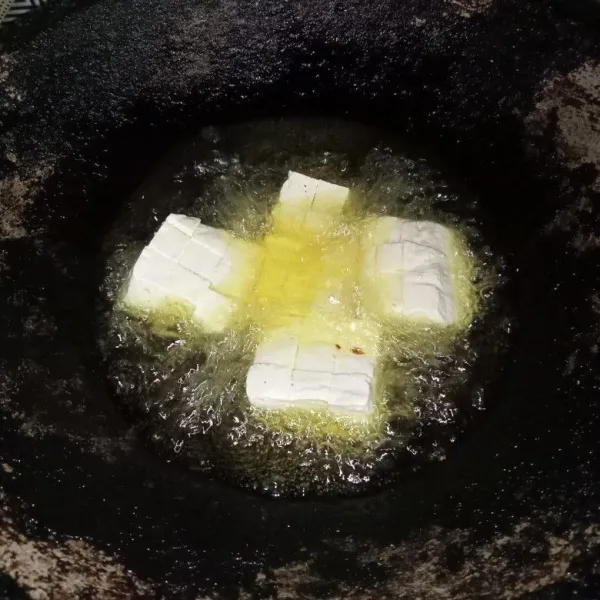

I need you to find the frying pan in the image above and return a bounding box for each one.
[1,0,600,597]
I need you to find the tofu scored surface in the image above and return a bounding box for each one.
[123,214,257,332]
[246,337,375,414]
[274,171,349,231]
[362,217,456,324]
[123,176,465,423]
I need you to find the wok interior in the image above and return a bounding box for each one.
[39,98,568,484]
[95,117,507,497]
[2,1,598,589]
[22,89,579,505]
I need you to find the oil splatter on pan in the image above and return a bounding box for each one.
[1,0,600,598]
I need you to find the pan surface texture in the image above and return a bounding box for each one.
[1,0,600,597]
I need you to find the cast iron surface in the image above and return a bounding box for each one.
[1,0,600,597]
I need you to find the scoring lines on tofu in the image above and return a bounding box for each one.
[123,172,468,418]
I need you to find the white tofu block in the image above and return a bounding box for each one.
[124,215,259,333]
[246,338,375,415]
[249,397,291,409]
[254,337,299,368]
[276,172,349,229]
[401,220,448,253]
[279,171,317,207]
[312,179,349,213]
[363,216,458,325]
[132,246,174,286]
[124,247,174,308]
[290,370,331,403]
[402,241,444,271]
[405,262,451,288]
[178,238,224,282]
[367,217,448,251]
[124,276,164,307]
[334,353,376,377]
[401,282,453,323]
[212,258,233,286]
[166,214,201,236]
[167,263,210,305]
[192,224,230,255]
[151,221,191,261]
[247,364,292,404]
[376,243,403,273]
[404,260,453,323]
[295,345,336,373]
[303,210,330,232]
[328,373,372,411]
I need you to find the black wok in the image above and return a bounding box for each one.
[1,0,600,597]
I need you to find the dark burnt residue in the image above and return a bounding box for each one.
[1,0,600,597]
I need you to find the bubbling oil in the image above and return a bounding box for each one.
[99,118,509,497]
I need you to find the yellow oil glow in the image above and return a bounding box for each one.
[118,186,483,449]
[239,208,381,356]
